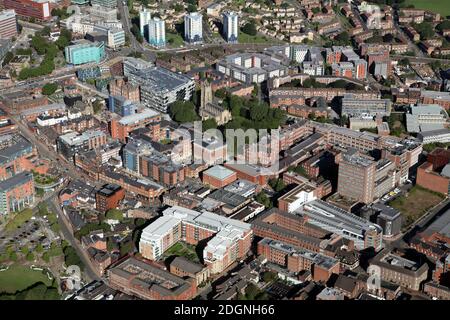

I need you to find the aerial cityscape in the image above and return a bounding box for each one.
[0,0,450,303]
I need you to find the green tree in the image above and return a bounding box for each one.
[169,101,199,123]
[42,83,58,95]
[2,51,14,66]
[26,252,35,261]
[35,244,44,253]
[9,252,17,261]
[42,252,50,263]
[242,22,257,36]
[255,192,271,208]
[202,118,218,131]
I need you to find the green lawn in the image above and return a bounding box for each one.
[4,209,33,233]
[404,0,450,17]
[0,265,52,294]
[166,32,184,47]
[389,186,445,229]
[163,242,200,263]
[238,32,279,44]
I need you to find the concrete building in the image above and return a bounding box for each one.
[341,94,392,117]
[108,257,197,300]
[369,249,429,291]
[406,104,448,133]
[0,9,17,39]
[139,8,151,36]
[57,130,107,159]
[139,206,252,274]
[337,151,396,204]
[0,171,35,215]
[184,12,203,44]
[147,17,165,48]
[418,129,450,144]
[108,95,137,117]
[90,0,117,8]
[65,41,105,65]
[277,183,317,212]
[222,11,238,43]
[298,200,384,251]
[107,28,125,49]
[123,58,195,113]
[216,53,289,84]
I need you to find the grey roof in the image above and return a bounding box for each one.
[0,135,33,165]
[170,256,204,274]
[422,207,450,239]
[0,171,33,191]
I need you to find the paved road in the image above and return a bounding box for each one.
[47,196,102,282]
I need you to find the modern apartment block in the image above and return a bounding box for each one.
[216,53,289,84]
[139,206,253,274]
[327,46,367,80]
[337,151,396,204]
[123,58,195,113]
[57,130,107,159]
[139,8,151,36]
[123,138,187,186]
[341,94,392,117]
[299,200,384,251]
[0,171,35,215]
[147,17,165,48]
[222,11,238,43]
[0,9,17,39]
[184,12,203,44]
[2,0,51,21]
[65,41,106,65]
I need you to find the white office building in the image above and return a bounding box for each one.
[222,11,238,43]
[147,17,165,48]
[139,9,151,37]
[184,12,203,44]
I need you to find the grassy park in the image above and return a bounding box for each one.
[0,265,52,294]
[4,208,33,233]
[404,0,450,17]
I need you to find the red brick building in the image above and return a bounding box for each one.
[108,257,197,300]
[417,162,450,195]
[2,0,51,21]
[95,184,125,213]
[202,165,237,189]
[258,238,340,282]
